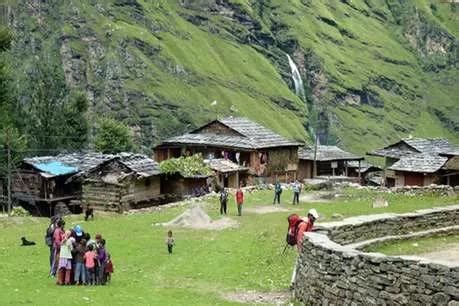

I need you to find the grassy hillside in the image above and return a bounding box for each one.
[5,0,459,153]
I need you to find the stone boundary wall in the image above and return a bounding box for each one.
[294,205,459,305]
[322,205,459,245]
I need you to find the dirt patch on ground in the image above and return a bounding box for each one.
[245,206,291,214]
[223,290,291,305]
[158,206,238,231]
[417,242,459,265]
[299,191,335,203]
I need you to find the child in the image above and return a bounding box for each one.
[97,239,107,285]
[166,230,175,255]
[105,253,114,283]
[57,230,74,285]
[74,239,86,285]
[84,244,97,285]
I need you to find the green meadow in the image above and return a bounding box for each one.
[0,189,457,305]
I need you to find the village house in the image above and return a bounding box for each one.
[11,153,113,215]
[75,153,162,213]
[154,117,302,183]
[368,138,459,187]
[204,158,249,189]
[297,145,364,181]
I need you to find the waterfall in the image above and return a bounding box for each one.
[286,54,305,99]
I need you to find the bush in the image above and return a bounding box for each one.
[10,206,31,217]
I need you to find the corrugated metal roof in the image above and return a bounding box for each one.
[33,161,79,176]
[24,153,114,177]
[160,117,301,150]
[388,154,448,173]
[298,146,363,161]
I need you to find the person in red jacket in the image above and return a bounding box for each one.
[296,208,319,251]
[291,208,319,289]
[235,187,244,216]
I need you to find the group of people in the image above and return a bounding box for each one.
[273,180,302,205]
[219,187,244,216]
[45,217,114,286]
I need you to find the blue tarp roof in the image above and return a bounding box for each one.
[33,161,79,176]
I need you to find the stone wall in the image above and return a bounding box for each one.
[293,205,459,305]
[323,205,459,245]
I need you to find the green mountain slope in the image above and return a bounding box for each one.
[5,0,459,153]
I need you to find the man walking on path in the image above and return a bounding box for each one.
[235,187,244,216]
[273,181,282,205]
[220,188,228,215]
[292,180,301,205]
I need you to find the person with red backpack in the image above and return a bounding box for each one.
[286,208,319,289]
[296,209,319,251]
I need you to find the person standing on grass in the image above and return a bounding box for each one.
[166,230,175,255]
[291,208,319,289]
[45,216,58,276]
[74,239,87,285]
[292,180,301,205]
[57,230,75,285]
[97,239,107,285]
[273,181,282,205]
[84,244,97,285]
[296,208,319,252]
[235,187,244,216]
[220,188,228,215]
[52,219,65,277]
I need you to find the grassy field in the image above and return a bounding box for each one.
[0,189,457,305]
[365,234,459,256]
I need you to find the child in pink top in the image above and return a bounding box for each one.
[84,244,97,285]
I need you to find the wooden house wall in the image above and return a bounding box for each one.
[297,160,313,180]
[161,175,207,196]
[82,181,125,212]
[11,170,43,198]
[444,156,459,170]
[130,176,161,203]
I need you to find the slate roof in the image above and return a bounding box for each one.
[204,158,249,173]
[116,153,161,177]
[298,146,363,161]
[368,138,457,159]
[345,161,382,173]
[388,154,448,173]
[159,117,301,150]
[24,153,160,179]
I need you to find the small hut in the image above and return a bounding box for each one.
[12,153,113,215]
[159,154,214,198]
[368,138,459,187]
[204,158,249,188]
[79,154,162,212]
[297,146,364,180]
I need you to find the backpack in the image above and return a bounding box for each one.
[275,183,282,194]
[220,191,228,202]
[45,225,54,246]
[286,214,304,246]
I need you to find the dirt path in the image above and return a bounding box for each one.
[223,290,291,305]
[158,206,238,231]
[299,191,334,203]
[244,206,291,214]
[417,242,459,265]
